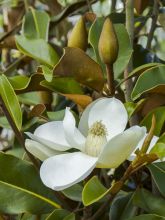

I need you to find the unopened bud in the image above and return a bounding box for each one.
[68,16,88,51]
[98,18,119,65]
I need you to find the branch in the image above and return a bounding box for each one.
[124,0,134,102]
[146,0,159,50]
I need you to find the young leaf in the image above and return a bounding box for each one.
[82,176,109,206]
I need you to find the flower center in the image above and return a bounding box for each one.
[85,121,107,157]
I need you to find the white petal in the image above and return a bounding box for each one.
[78,98,107,137]
[88,97,128,140]
[63,108,85,151]
[97,126,146,168]
[25,121,71,151]
[129,134,159,161]
[25,139,61,161]
[40,152,97,191]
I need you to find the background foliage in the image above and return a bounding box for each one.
[0,0,165,219]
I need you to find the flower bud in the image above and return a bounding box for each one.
[98,18,119,65]
[68,16,88,51]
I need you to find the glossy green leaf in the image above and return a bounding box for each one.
[22,8,50,41]
[113,24,133,78]
[140,106,165,136]
[0,153,60,214]
[62,184,82,202]
[133,188,165,216]
[88,17,105,69]
[147,162,165,197]
[82,176,109,206]
[46,209,70,220]
[132,65,165,100]
[128,214,165,220]
[118,63,161,88]
[0,74,22,130]
[16,36,59,68]
[41,77,83,94]
[109,192,137,220]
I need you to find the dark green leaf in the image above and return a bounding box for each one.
[109,192,137,220]
[133,188,165,216]
[0,153,60,214]
[62,184,83,202]
[147,162,165,197]
[128,214,165,220]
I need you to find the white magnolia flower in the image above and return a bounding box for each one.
[25,97,146,191]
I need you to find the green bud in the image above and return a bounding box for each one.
[68,16,88,51]
[98,18,119,65]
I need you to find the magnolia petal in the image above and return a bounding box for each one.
[40,152,97,191]
[25,121,71,151]
[88,97,128,140]
[128,135,159,161]
[25,139,61,161]
[78,98,107,137]
[97,126,146,168]
[63,108,85,151]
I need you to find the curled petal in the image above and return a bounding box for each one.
[88,97,128,140]
[97,126,146,168]
[63,108,85,151]
[40,152,97,191]
[25,139,61,161]
[25,121,70,151]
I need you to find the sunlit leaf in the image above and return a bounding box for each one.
[0,74,22,130]
[16,36,59,68]
[82,176,109,206]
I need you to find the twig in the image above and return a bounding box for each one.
[0,22,21,43]
[146,0,159,50]
[3,55,26,76]
[110,0,117,13]
[124,0,134,102]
